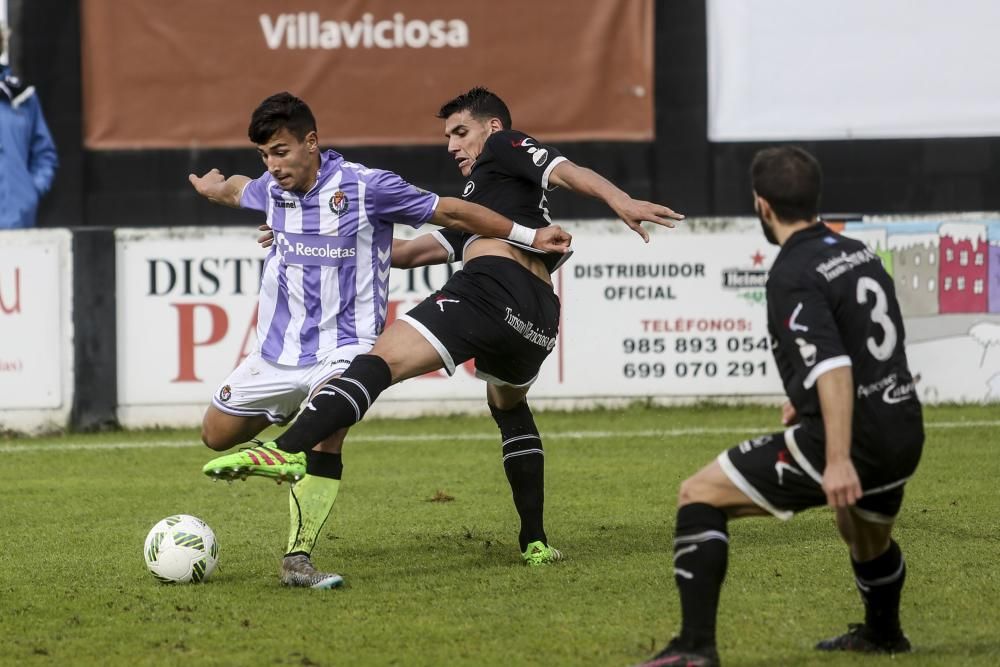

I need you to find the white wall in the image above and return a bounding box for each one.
[707,0,1000,140]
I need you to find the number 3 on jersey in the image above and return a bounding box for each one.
[856,276,897,361]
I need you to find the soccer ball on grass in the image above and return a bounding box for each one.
[143,514,219,583]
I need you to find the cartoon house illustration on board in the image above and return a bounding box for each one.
[841,226,891,274]
[990,224,1000,314]
[939,223,988,314]
[887,230,939,317]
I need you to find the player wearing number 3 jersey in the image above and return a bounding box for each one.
[639,147,923,666]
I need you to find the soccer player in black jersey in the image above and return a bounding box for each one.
[204,86,683,566]
[640,146,923,667]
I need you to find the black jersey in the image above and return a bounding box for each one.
[766,224,922,444]
[445,129,568,273]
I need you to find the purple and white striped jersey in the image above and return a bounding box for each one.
[241,150,438,366]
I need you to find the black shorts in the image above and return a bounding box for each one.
[400,256,560,387]
[718,420,923,523]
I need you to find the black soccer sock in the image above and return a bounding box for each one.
[490,400,546,552]
[306,449,344,480]
[673,502,729,649]
[275,354,392,453]
[852,539,906,638]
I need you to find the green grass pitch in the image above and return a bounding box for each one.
[2,404,998,666]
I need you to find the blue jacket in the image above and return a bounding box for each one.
[0,65,58,229]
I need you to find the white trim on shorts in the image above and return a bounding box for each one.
[717,451,794,521]
[475,368,538,388]
[210,399,293,425]
[784,426,824,485]
[786,424,913,522]
[398,313,456,375]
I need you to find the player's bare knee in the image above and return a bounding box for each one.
[677,475,709,506]
[200,426,231,451]
[838,507,894,559]
[200,415,252,451]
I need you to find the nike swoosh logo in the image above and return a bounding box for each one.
[775,461,803,484]
[789,302,809,332]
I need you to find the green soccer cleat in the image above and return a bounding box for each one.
[522,540,563,566]
[202,443,306,484]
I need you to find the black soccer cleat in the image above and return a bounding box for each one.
[636,637,721,667]
[815,623,912,654]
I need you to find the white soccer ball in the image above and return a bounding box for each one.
[143,514,219,584]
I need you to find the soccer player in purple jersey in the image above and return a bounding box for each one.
[204,87,683,567]
[189,92,570,589]
[639,147,922,666]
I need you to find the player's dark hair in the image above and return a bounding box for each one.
[437,86,512,129]
[750,146,822,222]
[248,92,317,144]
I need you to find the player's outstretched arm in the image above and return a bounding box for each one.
[188,169,251,208]
[430,196,572,254]
[391,236,451,269]
[548,160,684,243]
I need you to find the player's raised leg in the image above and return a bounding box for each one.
[199,356,309,483]
[276,319,448,455]
[487,383,561,565]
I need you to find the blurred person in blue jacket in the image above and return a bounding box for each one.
[0,26,58,229]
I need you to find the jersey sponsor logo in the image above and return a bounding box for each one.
[218,385,232,402]
[462,181,475,197]
[531,148,549,166]
[275,231,357,267]
[774,450,804,486]
[815,248,879,282]
[787,302,809,332]
[274,199,297,209]
[503,307,557,350]
[857,373,895,398]
[883,381,916,404]
[435,296,460,312]
[795,337,817,366]
[329,190,350,216]
[513,137,535,148]
[857,373,915,404]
